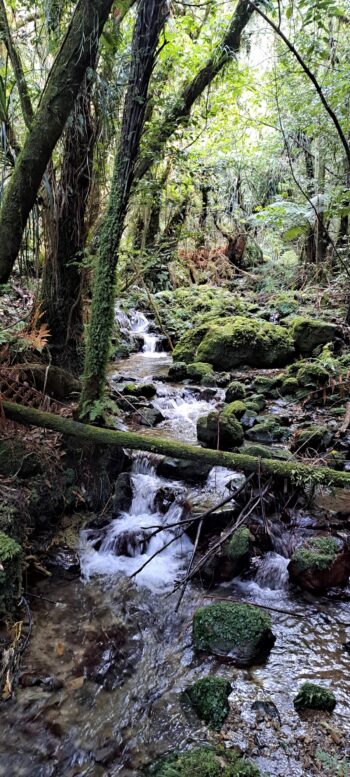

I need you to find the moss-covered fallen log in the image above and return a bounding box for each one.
[3,401,350,489]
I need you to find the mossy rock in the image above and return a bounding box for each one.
[183,676,231,730]
[251,375,282,396]
[225,381,247,402]
[192,601,275,665]
[248,394,266,411]
[172,323,212,363]
[291,317,339,355]
[245,418,290,444]
[145,746,260,777]
[296,363,329,388]
[293,683,336,712]
[0,438,42,478]
[288,536,350,592]
[197,410,244,451]
[187,362,214,382]
[243,444,293,461]
[280,377,299,396]
[123,383,157,399]
[201,372,231,388]
[291,425,333,454]
[0,532,22,616]
[227,526,252,561]
[168,362,188,381]
[223,401,247,420]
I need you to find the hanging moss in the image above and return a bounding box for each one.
[184,676,232,730]
[144,746,260,776]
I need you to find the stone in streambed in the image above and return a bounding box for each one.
[291,316,339,355]
[197,408,244,450]
[144,746,260,776]
[187,362,213,382]
[293,682,336,712]
[291,425,333,454]
[76,623,142,691]
[183,676,231,730]
[156,457,211,483]
[122,382,157,399]
[288,536,350,592]
[245,417,290,444]
[192,601,275,665]
[225,380,246,402]
[112,472,133,515]
[243,443,293,461]
[168,362,188,381]
[203,526,253,583]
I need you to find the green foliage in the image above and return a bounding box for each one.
[184,676,231,730]
[316,751,350,776]
[145,746,260,777]
[294,682,336,712]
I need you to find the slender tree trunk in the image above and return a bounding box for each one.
[144,195,189,290]
[80,0,169,411]
[0,0,115,284]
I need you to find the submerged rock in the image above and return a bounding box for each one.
[293,682,336,712]
[173,316,294,369]
[76,623,142,691]
[192,601,275,665]
[112,472,133,515]
[183,676,232,730]
[288,536,350,592]
[145,746,260,776]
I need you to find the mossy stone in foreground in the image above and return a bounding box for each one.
[0,532,22,615]
[294,682,336,712]
[145,746,260,776]
[193,601,275,666]
[187,362,214,381]
[197,410,244,451]
[184,676,231,730]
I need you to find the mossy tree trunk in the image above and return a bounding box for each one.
[0,0,115,284]
[80,0,169,412]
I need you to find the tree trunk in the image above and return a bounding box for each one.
[80,0,169,412]
[0,0,115,284]
[4,400,350,489]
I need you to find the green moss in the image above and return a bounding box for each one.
[280,377,299,396]
[197,410,244,451]
[168,362,188,380]
[246,418,289,444]
[291,317,338,355]
[195,316,294,370]
[172,323,212,363]
[225,381,247,402]
[192,601,273,663]
[248,394,266,411]
[0,532,22,616]
[145,746,259,776]
[123,383,157,398]
[291,425,333,453]
[243,444,293,461]
[290,537,340,574]
[184,676,231,730]
[227,527,252,560]
[296,363,328,388]
[294,683,336,712]
[251,375,281,395]
[187,362,214,381]
[222,401,247,419]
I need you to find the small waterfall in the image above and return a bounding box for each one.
[80,457,192,591]
[255,552,290,590]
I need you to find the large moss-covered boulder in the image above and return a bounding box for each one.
[145,746,260,777]
[184,676,231,730]
[294,683,336,712]
[288,536,350,592]
[291,317,339,355]
[192,601,275,665]
[296,362,329,388]
[187,362,214,382]
[174,316,294,369]
[225,381,246,402]
[197,409,244,450]
[0,532,22,616]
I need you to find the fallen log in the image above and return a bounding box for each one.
[3,400,350,488]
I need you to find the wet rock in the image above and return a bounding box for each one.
[245,418,289,444]
[291,425,333,454]
[197,409,244,450]
[241,410,258,429]
[280,377,299,396]
[225,380,247,402]
[122,383,157,399]
[288,536,350,592]
[46,545,81,575]
[110,528,150,556]
[293,682,336,711]
[145,746,260,776]
[0,532,22,615]
[168,362,188,381]
[154,487,176,514]
[156,457,211,482]
[132,407,165,427]
[19,673,64,691]
[94,739,123,766]
[243,443,293,461]
[246,394,266,411]
[183,676,232,730]
[76,623,142,691]
[252,699,281,724]
[291,317,339,355]
[224,400,247,419]
[192,601,275,666]
[112,472,133,515]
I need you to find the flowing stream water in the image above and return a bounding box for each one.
[1,311,350,776]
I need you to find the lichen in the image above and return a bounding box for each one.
[184,676,231,730]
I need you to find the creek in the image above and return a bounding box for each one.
[1,310,350,776]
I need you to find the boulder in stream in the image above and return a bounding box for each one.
[183,676,231,730]
[187,361,214,382]
[192,601,275,665]
[245,417,290,444]
[197,408,244,450]
[293,682,336,712]
[288,536,350,592]
[225,380,247,402]
[122,382,157,399]
[156,457,211,482]
[145,745,260,776]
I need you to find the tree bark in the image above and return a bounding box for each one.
[80,0,169,411]
[3,400,350,489]
[0,0,115,284]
